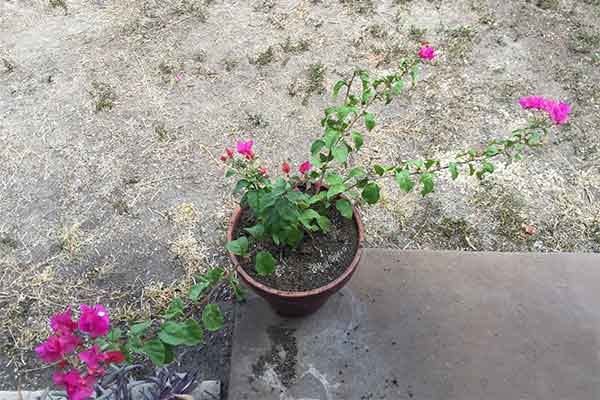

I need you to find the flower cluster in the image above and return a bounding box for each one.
[221,139,313,177]
[519,96,572,125]
[418,45,437,61]
[35,305,125,400]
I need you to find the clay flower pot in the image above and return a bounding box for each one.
[227,204,365,317]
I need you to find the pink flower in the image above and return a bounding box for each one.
[175,72,183,82]
[80,345,123,376]
[518,96,544,109]
[78,304,110,338]
[236,140,254,159]
[282,162,290,174]
[258,166,268,177]
[518,96,572,125]
[59,334,82,353]
[418,46,437,61]
[101,351,126,365]
[79,345,102,370]
[299,161,312,175]
[226,147,235,158]
[220,154,227,161]
[50,306,77,335]
[36,336,65,363]
[546,101,571,125]
[53,370,95,400]
[35,334,81,363]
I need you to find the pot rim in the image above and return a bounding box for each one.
[226,201,365,299]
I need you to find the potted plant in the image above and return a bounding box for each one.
[222,45,571,317]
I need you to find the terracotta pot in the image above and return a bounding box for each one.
[227,204,365,317]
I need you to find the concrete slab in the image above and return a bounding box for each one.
[228,249,600,400]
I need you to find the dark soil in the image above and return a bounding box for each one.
[233,205,360,292]
[175,300,234,399]
[250,325,298,387]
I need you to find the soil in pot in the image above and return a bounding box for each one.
[233,205,359,292]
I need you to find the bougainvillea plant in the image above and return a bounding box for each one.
[36,267,243,400]
[35,304,126,400]
[93,266,242,367]
[223,45,571,275]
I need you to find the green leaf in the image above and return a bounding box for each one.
[202,304,224,332]
[311,140,326,156]
[485,144,499,157]
[287,190,309,204]
[205,267,225,285]
[528,132,541,145]
[256,251,276,276]
[163,344,175,364]
[395,170,414,193]
[420,173,434,196]
[189,267,224,301]
[410,67,418,86]
[233,180,249,194]
[158,319,204,346]
[425,159,439,170]
[359,70,369,89]
[327,184,347,200]
[361,88,374,104]
[483,161,495,173]
[300,209,320,219]
[332,80,346,100]
[373,164,385,176]
[130,321,151,336]
[325,173,343,186]
[364,112,376,131]
[283,226,304,247]
[229,275,245,301]
[127,334,142,350]
[225,169,236,178]
[348,167,366,178]
[307,191,327,205]
[189,281,210,301]
[106,328,122,342]
[245,224,265,240]
[352,131,363,150]
[362,183,380,204]
[226,237,249,257]
[316,216,332,232]
[163,298,184,320]
[332,145,349,163]
[469,163,476,176]
[335,199,353,219]
[448,162,459,180]
[407,159,424,170]
[139,339,166,366]
[392,80,404,95]
[324,128,341,149]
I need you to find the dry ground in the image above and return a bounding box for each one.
[1,0,599,389]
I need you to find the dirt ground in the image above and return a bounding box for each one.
[1,0,599,390]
